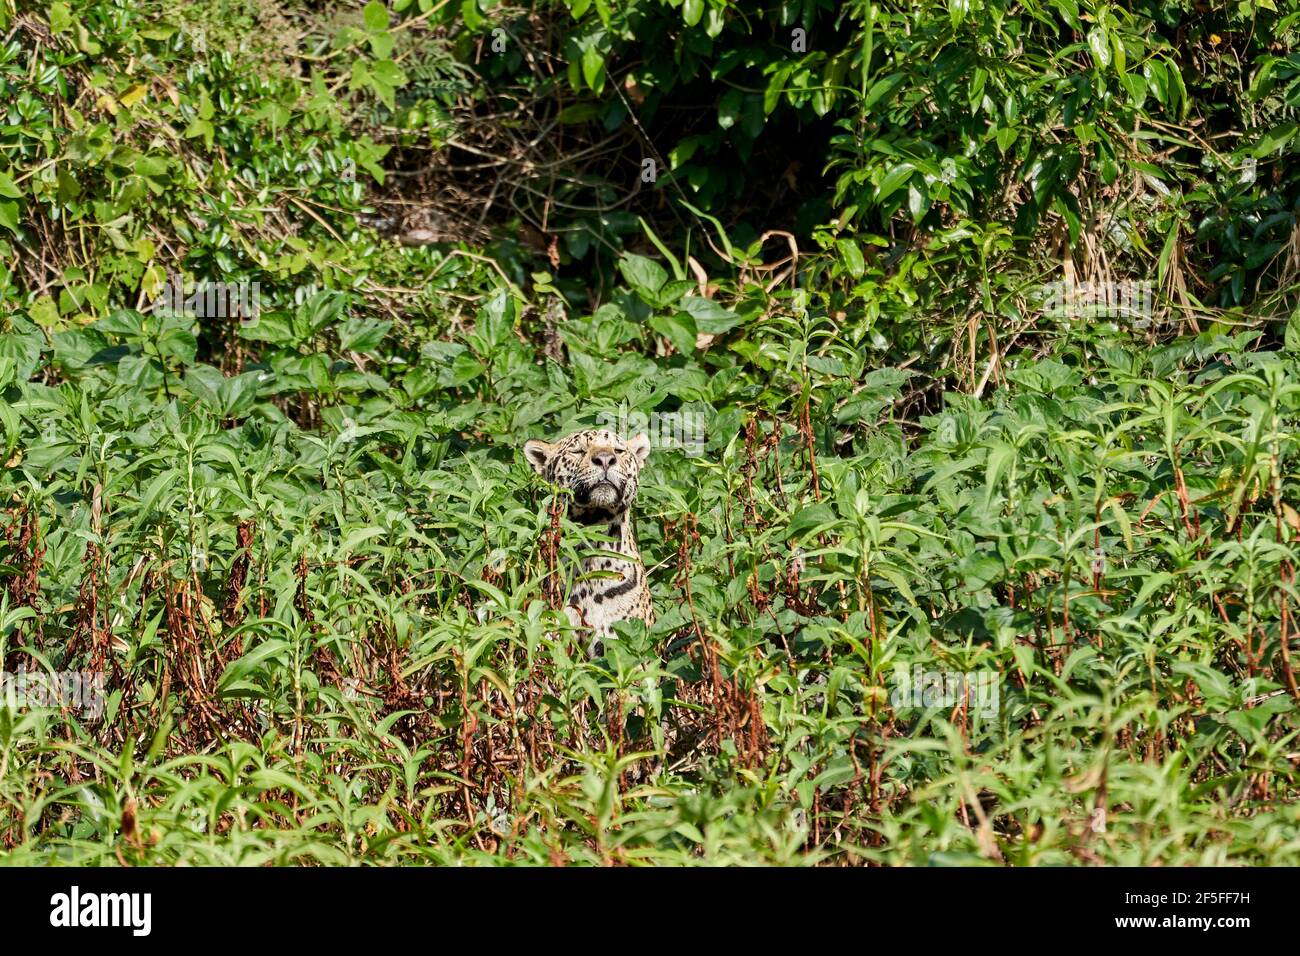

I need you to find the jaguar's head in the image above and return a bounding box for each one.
[524,428,650,522]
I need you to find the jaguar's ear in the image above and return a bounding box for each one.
[523,438,558,475]
[628,432,651,465]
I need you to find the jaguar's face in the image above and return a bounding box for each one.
[524,429,650,521]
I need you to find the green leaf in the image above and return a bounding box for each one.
[837,238,865,278]
[461,0,483,30]
[0,171,22,200]
[363,1,389,31]
[679,296,742,334]
[875,163,915,203]
[649,311,697,356]
[1286,306,1300,353]
[786,503,837,540]
[581,42,606,93]
[48,1,72,33]
[371,59,406,88]
[619,253,668,299]
[339,318,392,353]
[1087,27,1111,70]
[476,290,515,349]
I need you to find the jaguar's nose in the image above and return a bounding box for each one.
[591,451,616,471]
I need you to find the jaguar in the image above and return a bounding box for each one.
[523,428,654,655]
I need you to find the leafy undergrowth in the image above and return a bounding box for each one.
[4,284,1300,864]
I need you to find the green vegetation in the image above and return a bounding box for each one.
[3,0,1300,864]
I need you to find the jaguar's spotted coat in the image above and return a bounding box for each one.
[524,428,654,655]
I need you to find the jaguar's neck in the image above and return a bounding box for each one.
[570,504,639,559]
[603,513,638,559]
[572,509,639,564]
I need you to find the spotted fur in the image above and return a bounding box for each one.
[524,428,654,655]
